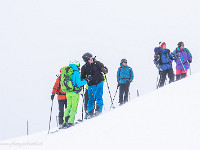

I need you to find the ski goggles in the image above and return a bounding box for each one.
[89,57,93,61]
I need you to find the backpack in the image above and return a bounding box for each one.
[60,66,81,93]
[154,49,171,65]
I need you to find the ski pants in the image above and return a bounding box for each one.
[158,68,174,88]
[58,99,67,124]
[176,69,188,81]
[88,81,103,114]
[119,83,130,105]
[63,92,79,124]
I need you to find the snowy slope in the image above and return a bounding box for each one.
[1,73,200,150]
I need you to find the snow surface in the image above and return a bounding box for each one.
[1,73,200,150]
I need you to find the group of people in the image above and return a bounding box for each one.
[154,41,192,88]
[50,41,192,129]
[51,53,134,129]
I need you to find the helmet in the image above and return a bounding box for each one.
[82,53,93,62]
[69,60,80,67]
[178,41,184,47]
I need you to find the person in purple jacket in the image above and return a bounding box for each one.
[173,42,192,81]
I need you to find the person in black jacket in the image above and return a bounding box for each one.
[81,53,108,118]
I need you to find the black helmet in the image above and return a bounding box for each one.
[82,53,93,62]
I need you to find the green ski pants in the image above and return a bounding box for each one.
[63,92,80,123]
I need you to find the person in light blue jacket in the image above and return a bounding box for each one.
[63,60,88,128]
[117,59,134,105]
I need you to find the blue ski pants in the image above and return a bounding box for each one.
[87,81,103,114]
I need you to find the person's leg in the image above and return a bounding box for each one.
[124,83,130,103]
[119,84,125,105]
[168,68,175,84]
[63,93,72,123]
[68,93,80,124]
[158,70,167,88]
[181,69,188,79]
[58,100,65,125]
[176,69,182,81]
[95,81,103,113]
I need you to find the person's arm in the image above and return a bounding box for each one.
[96,61,108,74]
[186,48,192,63]
[75,72,87,88]
[117,68,120,83]
[81,65,87,80]
[130,68,134,82]
[52,78,59,94]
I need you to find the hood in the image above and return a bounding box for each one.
[69,64,79,71]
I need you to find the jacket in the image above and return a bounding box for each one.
[117,65,134,84]
[173,48,192,70]
[81,60,106,86]
[52,77,66,100]
[155,48,174,71]
[69,64,87,93]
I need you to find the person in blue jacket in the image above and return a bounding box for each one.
[154,42,176,88]
[117,59,134,106]
[62,60,90,128]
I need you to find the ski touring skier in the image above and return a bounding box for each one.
[154,42,176,88]
[51,73,67,129]
[81,53,108,118]
[117,59,134,106]
[172,41,192,81]
[60,60,90,128]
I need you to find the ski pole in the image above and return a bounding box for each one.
[179,56,186,72]
[56,116,58,128]
[111,85,119,109]
[81,86,85,121]
[189,63,191,75]
[156,71,160,89]
[137,90,139,97]
[104,75,114,108]
[48,100,54,134]
[113,86,119,102]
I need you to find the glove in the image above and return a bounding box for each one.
[154,55,159,61]
[51,94,55,101]
[85,75,93,82]
[101,67,108,74]
[175,53,180,58]
[188,60,191,63]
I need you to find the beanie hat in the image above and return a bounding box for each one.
[120,58,127,66]
[159,42,166,49]
[121,58,127,64]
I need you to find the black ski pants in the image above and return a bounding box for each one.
[58,99,67,125]
[158,68,174,88]
[119,83,130,105]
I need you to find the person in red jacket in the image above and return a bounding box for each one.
[51,75,67,128]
